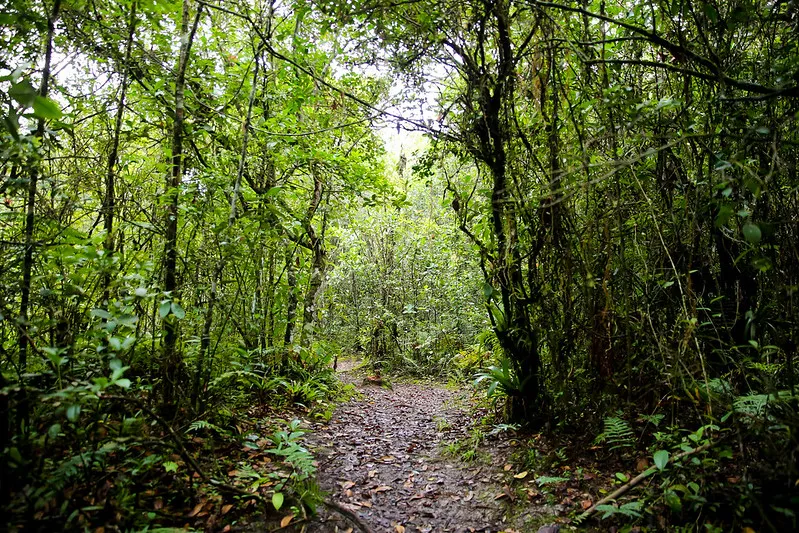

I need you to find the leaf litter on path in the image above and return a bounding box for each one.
[300,365,559,532]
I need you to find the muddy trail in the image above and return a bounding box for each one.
[299,360,562,533]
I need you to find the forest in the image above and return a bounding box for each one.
[1,0,798,531]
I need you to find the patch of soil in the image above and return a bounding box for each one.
[301,361,561,532]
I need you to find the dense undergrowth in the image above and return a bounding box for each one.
[2,352,344,531]
[3,0,799,531]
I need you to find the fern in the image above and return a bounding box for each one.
[536,475,570,486]
[476,329,503,356]
[595,501,643,519]
[186,420,226,435]
[734,389,796,418]
[598,414,635,451]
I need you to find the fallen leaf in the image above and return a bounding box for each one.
[221,504,233,515]
[188,502,204,517]
[368,470,378,478]
[513,471,529,479]
[379,455,396,463]
[636,458,649,472]
[374,485,392,493]
[463,491,474,501]
[503,464,512,471]
[395,525,405,533]
[280,514,293,527]
[222,526,231,533]
[357,500,373,508]
[340,480,356,490]
[742,528,755,533]
[494,492,507,500]
[580,499,593,510]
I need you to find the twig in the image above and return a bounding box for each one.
[578,440,716,522]
[321,500,374,533]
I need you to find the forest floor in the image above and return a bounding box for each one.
[298,358,567,533]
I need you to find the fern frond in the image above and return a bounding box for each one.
[603,414,634,451]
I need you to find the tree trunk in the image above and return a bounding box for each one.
[192,51,260,412]
[283,246,298,352]
[300,174,326,347]
[102,0,137,304]
[18,0,61,375]
[161,0,202,417]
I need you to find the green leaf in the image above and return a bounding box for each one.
[171,302,185,319]
[9,447,23,464]
[742,223,761,244]
[653,449,669,470]
[272,491,284,511]
[114,378,131,389]
[9,79,36,106]
[482,282,494,300]
[66,404,81,422]
[134,287,148,297]
[32,96,62,119]
[703,3,718,23]
[163,461,178,473]
[159,301,171,318]
[91,308,113,320]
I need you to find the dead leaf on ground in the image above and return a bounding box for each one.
[379,455,396,463]
[221,504,233,515]
[188,502,204,517]
[340,480,356,490]
[513,471,529,479]
[368,470,378,478]
[636,458,649,472]
[395,525,406,533]
[463,490,474,501]
[503,464,512,471]
[280,514,293,527]
[374,485,392,493]
[581,499,593,510]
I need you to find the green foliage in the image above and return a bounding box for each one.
[595,414,635,452]
[266,420,321,510]
[595,501,644,520]
[473,356,525,402]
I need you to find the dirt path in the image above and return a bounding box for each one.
[301,361,559,532]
